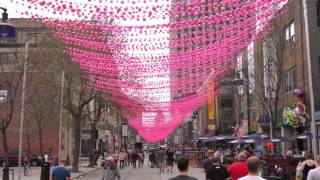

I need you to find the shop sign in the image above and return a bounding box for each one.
[0,23,16,38]
[207,124,216,131]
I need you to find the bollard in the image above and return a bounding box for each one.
[2,168,9,180]
[9,169,14,180]
[40,162,51,180]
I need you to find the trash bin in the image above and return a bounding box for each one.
[2,168,14,180]
[2,168,9,180]
[40,162,51,180]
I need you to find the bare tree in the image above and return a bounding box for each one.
[26,73,60,156]
[241,31,285,137]
[0,43,29,180]
[83,92,110,167]
[29,34,96,172]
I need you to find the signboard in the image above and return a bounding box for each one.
[121,124,128,137]
[315,111,320,121]
[207,81,216,120]
[0,23,16,38]
[0,90,8,102]
[208,124,216,131]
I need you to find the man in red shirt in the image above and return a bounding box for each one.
[228,152,248,180]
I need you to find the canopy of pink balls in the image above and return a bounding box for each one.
[13,0,288,142]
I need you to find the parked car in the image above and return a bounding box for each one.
[0,150,42,167]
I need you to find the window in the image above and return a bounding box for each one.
[317,0,320,27]
[27,32,44,45]
[0,53,17,64]
[284,68,296,92]
[284,22,295,46]
[221,99,233,108]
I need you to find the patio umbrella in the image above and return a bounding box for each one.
[289,133,313,141]
[228,138,259,144]
[241,133,269,139]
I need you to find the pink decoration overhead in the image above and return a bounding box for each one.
[13,0,289,142]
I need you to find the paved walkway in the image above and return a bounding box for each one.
[78,165,205,180]
[3,160,102,180]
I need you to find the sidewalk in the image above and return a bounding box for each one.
[9,160,102,180]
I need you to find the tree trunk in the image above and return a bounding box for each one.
[88,126,97,167]
[71,115,81,172]
[39,128,44,157]
[1,128,10,180]
[26,126,31,158]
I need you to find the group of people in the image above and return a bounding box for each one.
[104,149,145,169]
[202,150,266,180]
[149,147,176,173]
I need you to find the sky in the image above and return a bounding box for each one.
[3,0,171,127]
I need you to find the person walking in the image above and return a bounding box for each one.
[157,148,166,173]
[307,156,320,180]
[228,152,248,180]
[138,150,144,168]
[131,150,138,168]
[119,151,126,169]
[169,156,198,180]
[113,151,119,168]
[51,161,71,180]
[23,152,30,176]
[203,150,214,179]
[207,157,229,180]
[166,148,175,173]
[238,156,265,180]
[149,150,156,168]
[102,157,121,180]
[297,154,317,180]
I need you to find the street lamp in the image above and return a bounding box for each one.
[0,7,16,39]
[18,39,33,180]
[0,7,8,22]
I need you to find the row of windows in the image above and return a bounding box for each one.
[0,53,17,65]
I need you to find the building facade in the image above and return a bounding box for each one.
[246,0,320,154]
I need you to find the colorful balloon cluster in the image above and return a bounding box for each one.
[13,0,288,141]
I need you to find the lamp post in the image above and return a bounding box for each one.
[0,7,8,22]
[18,39,33,180]
[58,71,64,164]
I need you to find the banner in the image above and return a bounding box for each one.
[122,124,128,137]
[208,81,216,120]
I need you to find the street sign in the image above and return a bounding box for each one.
[0,23,16,38]
[0,90,7,102]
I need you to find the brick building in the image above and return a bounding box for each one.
[0,19,60,157]
[244,0,320,154]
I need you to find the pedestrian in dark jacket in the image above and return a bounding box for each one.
[203,150,214,179]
